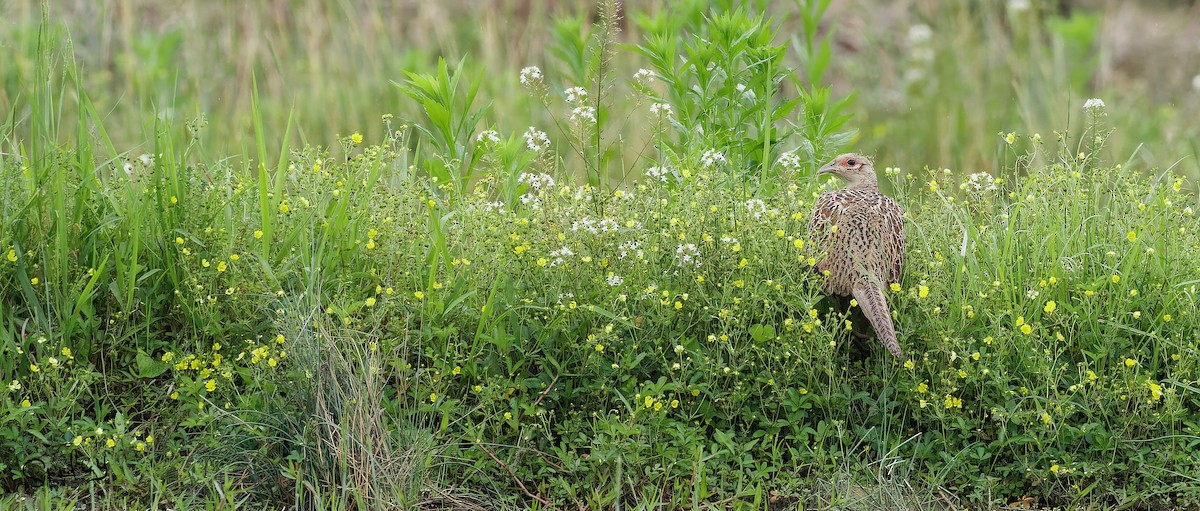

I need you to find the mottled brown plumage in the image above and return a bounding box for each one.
[807,154,906,357]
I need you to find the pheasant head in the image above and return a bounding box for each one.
[818,153,877,190]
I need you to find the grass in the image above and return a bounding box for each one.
[2,1,1200,509]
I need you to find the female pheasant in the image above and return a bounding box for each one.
[807,154,906,357]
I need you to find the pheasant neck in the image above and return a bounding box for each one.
[846,179,879,192]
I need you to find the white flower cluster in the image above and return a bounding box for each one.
[645,165,674,183]
[776,151,802,172]
[961,172,999,193]
[906,24,934,72]
[607,274,625,287]
[633,68,654,84]
[519,66,543,87]
[676,243,701,267]
[1083,98,1106,110]
[744,199,768,219]
[477,129,502,145]
[524,127,551,152]
[565,86,589,104]
[478,201,507,215]
[908,24,932,45]
[518,173,555,209]
[569,106,597,124]
[700,149,726,168]
[568,184,595,203]
[518,172,555,190]
[571,216,620,234]
[618,241,643,259]
[123,153,157,176]
[649,103,673,117]
[549,246,575,267]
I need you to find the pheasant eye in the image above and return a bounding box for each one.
[847,159,857,166]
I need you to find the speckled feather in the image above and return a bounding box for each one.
[808,155,906,357]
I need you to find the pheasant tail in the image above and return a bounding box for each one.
[852,283,902,358]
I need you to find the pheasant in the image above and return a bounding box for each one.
[807,153,906,358]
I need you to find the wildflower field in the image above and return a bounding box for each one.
[2,1,1200,509]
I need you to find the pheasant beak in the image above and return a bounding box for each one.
[817,162,838,175]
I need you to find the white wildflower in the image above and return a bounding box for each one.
[518,172,555,190]
[549,247,575,267]
[523,127,551,152]
[607,274,625,287]
[571,216,599,234]
[618,241,643,259]
[777,151,802,172]
[569,106,597,124]
[565,86,589,104]
[1083,98,1106,110]
[700,149,726,168]
[963,172,998,193]
[519,66,543,86]
[598,218,619,233]
[1026,289,1039,299]
[908,24,932,45]
[479,201,507,215]
[477,129,502,145]
[634,68,654,83]
[649,103,673,117]
[645,165,674,183]
[744,199,768,219]
[139,154,154,166]
[676,243,701,267]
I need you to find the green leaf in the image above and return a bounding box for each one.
[748,324,776,343]
[136,349,170,378]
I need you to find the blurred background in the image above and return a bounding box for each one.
[2,0,1198,178]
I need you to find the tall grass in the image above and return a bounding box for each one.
[2,1,1197,178]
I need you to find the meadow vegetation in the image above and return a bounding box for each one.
[2,1,1199,510]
